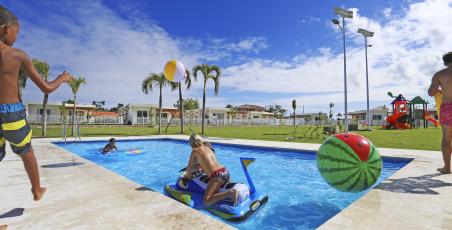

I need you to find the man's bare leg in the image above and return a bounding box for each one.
[19,147,46,200]
[438,125,452,174]
[0,224,8,230]
[203,178,239,206]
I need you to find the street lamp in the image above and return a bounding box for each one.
[332,7,353,132]
[357,28,374,130]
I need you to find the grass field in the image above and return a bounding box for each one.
[32,125,442,151]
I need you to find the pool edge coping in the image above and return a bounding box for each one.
[47,135,450,229]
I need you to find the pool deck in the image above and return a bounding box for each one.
[1,135,451,229]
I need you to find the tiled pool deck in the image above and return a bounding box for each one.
[1,135,452,229]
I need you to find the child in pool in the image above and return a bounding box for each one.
[102,138,117,154]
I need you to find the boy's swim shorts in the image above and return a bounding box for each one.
[0,103,32,161]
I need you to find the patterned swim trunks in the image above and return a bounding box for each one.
[0,103,33,161]
[440,102,452,126]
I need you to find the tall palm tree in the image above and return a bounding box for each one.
[68,77,87,136]
[292,99,297,126]
[192,64,221,134]
[142,72,171,134]
[329,102,335,120]
[171,70,196,134]
[32,59,51,136]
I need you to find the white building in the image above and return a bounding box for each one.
[26,102,96,124]
[349,106,389,125]
[123,104,179,125]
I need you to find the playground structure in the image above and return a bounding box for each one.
[384,93,439,130]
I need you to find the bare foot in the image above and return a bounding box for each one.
[32,187,47,201]
[230,189,239,206]
[437,167,451,174]
[0,224,8,230]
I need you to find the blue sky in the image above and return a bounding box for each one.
[3,0,451,114]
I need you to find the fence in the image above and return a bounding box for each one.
[27,115,123,125]
[27,114,388,127]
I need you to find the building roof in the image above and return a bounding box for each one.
[64,104,96,109]
[126,103,159,108]
[236,104,266,111]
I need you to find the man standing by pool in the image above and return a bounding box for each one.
[428,52,452,174]
[183,133,239,206]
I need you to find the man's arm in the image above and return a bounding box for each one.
[184,151,196,179]
[428,73,441,96]
[19,50,72,94]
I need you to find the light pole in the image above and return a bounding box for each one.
[357,28,374,130]
[332,7,353,132]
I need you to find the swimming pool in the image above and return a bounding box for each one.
[54,138,411,229]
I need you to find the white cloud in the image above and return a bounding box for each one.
[221,0,452,111]
[13,0,452,114]
[14,1,267,107]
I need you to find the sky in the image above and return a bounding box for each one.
[3,0,452,115]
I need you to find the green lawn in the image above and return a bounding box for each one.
[32,125,442,151]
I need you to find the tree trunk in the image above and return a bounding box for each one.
[71,95,77,136]
[41,94,49,136]
[293,109,296,127]
[179,83,184,134]
[158,85,162,134]
[201,79,207,135]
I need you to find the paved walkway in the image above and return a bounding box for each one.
[1,135,452,229]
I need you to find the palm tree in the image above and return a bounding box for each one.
[193,63,221,134]
[31,59,51,136]
[142,72,171,134]
[171,70,196,134]
[329,102,335,120]
[68,77,87,136]
[292,99,297,126]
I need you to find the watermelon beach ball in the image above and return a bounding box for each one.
[317,133,382,193]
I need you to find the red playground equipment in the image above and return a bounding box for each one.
[385,94,410,129]
[384,93,439,129]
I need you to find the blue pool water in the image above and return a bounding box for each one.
[54,139,411,229]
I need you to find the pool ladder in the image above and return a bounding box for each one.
[61,118,81,143]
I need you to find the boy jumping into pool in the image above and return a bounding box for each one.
[0,5,73,201]
[428,52,452,174]
[183,133,239,206]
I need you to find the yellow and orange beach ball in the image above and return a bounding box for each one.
[164,60,186,82]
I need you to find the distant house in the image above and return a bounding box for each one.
[232,104,274,119]
[236,104,266,113]
[186,107,229,121]
[123,104,180,125]
[349,106,389,125]
[26,102,96,124]
[293,112,328,125]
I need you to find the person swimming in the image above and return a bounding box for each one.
[102,138,117,154]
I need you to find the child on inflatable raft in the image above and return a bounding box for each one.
[182,133,240,206]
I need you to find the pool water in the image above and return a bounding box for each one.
[55,139,410,229]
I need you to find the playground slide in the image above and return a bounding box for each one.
[386,112,410,129]
[425,115,440,127]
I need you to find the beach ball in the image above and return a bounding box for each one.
[317,133,382,192]
[164,60,186,82]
